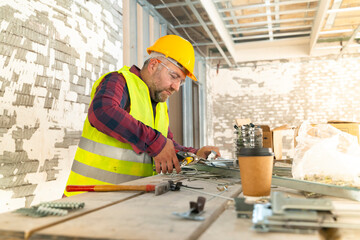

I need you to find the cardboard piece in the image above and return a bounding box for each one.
[235,118,251,127]
[327,121,360,143]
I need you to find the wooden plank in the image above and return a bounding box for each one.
[0,192,142,239]
[31,176,242,239]
[0,176,169,239]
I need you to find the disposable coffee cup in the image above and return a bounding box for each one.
[237,148,274,197]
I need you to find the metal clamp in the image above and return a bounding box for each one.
[172,196,206,221]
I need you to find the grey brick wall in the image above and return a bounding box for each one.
[207,54,360,159]
[0,0,123,213]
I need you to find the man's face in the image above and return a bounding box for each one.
[147,59,186,102]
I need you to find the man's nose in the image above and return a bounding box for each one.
[170,81,181,92]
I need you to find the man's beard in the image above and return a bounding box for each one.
[150,69,171,102]
[153,89,169,102]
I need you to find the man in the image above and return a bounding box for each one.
[64,35,220,197]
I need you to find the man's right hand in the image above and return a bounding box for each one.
[153,138,181,174]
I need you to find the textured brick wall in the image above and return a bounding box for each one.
[0,0,123,213]
[207,54,360,159]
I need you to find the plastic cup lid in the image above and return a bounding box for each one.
[238,147,274,156]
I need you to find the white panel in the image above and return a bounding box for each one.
[234,37,310,62]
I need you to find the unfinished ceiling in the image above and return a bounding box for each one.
[142,0,360,67]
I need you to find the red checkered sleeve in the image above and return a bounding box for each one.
[87,66,168,157]
[167,129,198,154]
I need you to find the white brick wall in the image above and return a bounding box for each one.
[0,0,123,213]
[208,54,360,159]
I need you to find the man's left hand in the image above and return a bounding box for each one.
[196,146,221,159]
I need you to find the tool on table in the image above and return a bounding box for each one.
[172,196,206,221]
[167,180,232,201]
[66,181,170,196]
[252,191,360,233]
[168,180,204,191]
[176,151,202,167]
[14,202,85,218]
[177,150,237,169]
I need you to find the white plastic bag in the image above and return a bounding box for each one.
[292,121,360,186]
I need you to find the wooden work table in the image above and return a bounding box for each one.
[1,174,360,240]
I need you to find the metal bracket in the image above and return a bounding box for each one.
[271,191,333,214]
[172,196,206,221]
[252,192,360,233]
[234,197,254,218]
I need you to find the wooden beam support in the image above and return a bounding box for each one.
[309,0,332,55]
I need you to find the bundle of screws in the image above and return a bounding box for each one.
[14,202,85,217]
[234,123,263,155]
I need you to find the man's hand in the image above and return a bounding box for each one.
[196,146,221,159]
[153,138,181,174]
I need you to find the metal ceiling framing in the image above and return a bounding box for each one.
[145,0,360,66]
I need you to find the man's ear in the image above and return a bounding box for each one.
[147,58,158,74]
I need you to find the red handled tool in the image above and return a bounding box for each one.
[66,182,170,196]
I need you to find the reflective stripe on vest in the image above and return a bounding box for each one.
[78,137,151,164]
[64,66,169,197]
[71,160,141,184]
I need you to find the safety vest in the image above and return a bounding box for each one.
[64,66,169,197]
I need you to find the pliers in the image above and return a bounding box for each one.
[176,151,209,167]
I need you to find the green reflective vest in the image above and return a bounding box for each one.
[64,66,169,197]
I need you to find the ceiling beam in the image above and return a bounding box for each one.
[274,0,280,27]
[154,1,200,9]
[226,17,315,28]
[309,0,331,55]
[173,22,212,28]
[198,0,237,66]
[337,24,360,60]
[319,29,353,35]
[223,8,318,21]
[153,0,241,9]
[230,25,312,35]
[185,0,233,66]
[193,41,224,47]
[265,0,274,40]
[324,0,342,29]
[218,0,319,12]
[233,31,311,41]
[137,0,176,29]
[327,6,360,13]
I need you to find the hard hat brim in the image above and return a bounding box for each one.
[187,72,197,81]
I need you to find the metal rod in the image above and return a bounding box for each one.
[232,31,311,41]
[226,17,315,28]
[219,0,319,12]
[185,0,233,66]
[337,24,360,60]
[223,8,318,21]
[181,187,235,201]
[230,24,312,35]
[272,176,360,202]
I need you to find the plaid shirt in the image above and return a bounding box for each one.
[88,65,198,157]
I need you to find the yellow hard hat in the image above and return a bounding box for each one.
[147,35,197,81]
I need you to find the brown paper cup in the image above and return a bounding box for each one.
[238,155,274,197]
